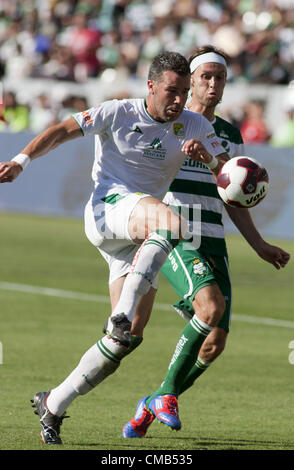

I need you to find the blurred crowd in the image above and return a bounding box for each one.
[0,0,294,145]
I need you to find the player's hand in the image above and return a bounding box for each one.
[181,139,213,165]
[0,161,23,183]
[255,240,290,269]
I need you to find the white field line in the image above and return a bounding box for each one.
[0,281,294,329]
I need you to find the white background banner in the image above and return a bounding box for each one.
[0,132,293,239]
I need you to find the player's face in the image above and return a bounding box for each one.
[147,70,190,122]
[191,63,226,108]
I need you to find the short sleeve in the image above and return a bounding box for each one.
[199,116,226,157]
[72,100,117,136]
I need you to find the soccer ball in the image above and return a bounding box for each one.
[216,156,269,208]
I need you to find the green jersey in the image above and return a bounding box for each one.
[163,115,244,255]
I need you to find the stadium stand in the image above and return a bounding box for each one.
[0,0,293,136]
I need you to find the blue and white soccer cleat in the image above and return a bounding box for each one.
[148,394,181,431]
[122,396,155,438]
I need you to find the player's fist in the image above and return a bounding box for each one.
[181,139,213,165]
[0,161,23,183]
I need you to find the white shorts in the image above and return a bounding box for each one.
[84,191,158,288]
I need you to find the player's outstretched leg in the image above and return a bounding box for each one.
[122,396,155,438]
[31,391,69,445]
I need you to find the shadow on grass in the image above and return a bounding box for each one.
[70,434,294,451]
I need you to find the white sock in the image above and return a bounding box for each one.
[46,337,128,416]
[112,231,176,322]
[46,378,79,417]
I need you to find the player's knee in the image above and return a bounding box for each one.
[195,296,225,326]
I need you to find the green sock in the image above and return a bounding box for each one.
[146,316,213,406]
[179,356,211,395]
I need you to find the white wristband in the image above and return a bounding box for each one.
[205,156,218,170]
[11,153,31,170]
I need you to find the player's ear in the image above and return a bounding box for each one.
[147,79,155,94]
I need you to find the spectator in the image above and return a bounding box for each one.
[29,93,59,134]
[240,100,271,143]
[0,0,293,138]
[63,11,101,80]
[0,91,30,132]
[34,43,76,81]
[4,44,33,80]
[0,0,293,85]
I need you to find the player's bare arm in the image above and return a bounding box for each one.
[226,205,290,269]
[0,117,82,183]
[181,139,229,174]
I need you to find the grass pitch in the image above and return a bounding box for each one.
[0,212,294,452]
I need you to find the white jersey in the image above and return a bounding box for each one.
[72,98,224,201]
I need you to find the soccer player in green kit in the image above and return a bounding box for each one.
[123,46,290,437]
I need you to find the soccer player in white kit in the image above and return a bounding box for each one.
[0,52,228,444]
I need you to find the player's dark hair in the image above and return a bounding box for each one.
[148,51,190,82]
[188,45,230,68]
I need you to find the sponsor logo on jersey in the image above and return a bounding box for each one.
[168,252,179,272]
[173,122,185,136]
[81,110,94,126]
[182,157,212,172]
[169,334,188,368]
[143,138,166,160]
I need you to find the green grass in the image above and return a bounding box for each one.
[0,211,294,451]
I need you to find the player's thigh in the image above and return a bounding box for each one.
[161,243,232,331]
[161,242,216,304]
[128,196,186,243]
[84,192,148,252]
[193,283,225,322]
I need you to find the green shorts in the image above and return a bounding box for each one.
[161,241,232,332]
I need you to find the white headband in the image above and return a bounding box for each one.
[190,52,227,74]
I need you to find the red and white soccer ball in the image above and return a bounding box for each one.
[216,156,269,208]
